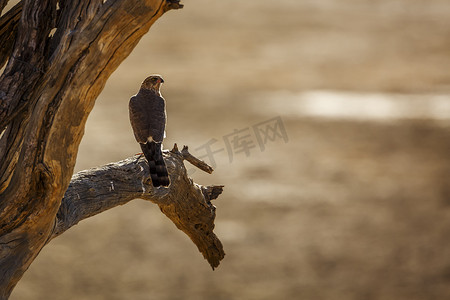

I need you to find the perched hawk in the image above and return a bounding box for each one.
[129,75,170,187]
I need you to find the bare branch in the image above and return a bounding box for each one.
[51,157,146,238]
[52,147,225,270]
[171,143,214,174]
[0,1,186,296]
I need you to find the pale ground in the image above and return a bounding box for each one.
[9,0,450,299]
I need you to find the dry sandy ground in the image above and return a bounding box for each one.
[8,0,450,299]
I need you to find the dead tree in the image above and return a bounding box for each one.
[0,1,225,298]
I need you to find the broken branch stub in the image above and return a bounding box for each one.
[57,144,225,269]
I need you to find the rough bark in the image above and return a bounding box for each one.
[0,2,21,70]
[52,145,225,269]
[0,0,9,15]
[0,1,205,299]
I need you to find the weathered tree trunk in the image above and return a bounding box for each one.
[0,1,224,299]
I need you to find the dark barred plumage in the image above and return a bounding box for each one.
[129,75,170,187]
[140,141,170,187]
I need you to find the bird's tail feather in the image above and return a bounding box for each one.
[140,142,170,187]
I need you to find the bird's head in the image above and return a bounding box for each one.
[141,74,164,93]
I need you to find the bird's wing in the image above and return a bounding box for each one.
[129,91,166,143]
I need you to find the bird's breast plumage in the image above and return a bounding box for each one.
[129,88,166,144]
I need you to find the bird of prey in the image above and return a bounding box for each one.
[129,74,170,187]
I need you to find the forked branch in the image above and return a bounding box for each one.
[53,144,225,269]
[0,2,184,296]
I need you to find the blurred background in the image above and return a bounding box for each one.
[10,0,450,299]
